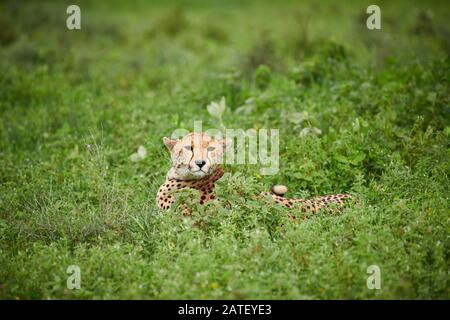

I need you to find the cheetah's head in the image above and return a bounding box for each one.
[163,132,230,180]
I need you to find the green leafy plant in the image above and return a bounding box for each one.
[206,96,227,130]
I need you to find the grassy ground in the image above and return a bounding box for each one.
[0,0,449,299]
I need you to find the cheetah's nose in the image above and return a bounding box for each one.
[195,159,206,168]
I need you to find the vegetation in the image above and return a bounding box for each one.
[0,0,448,299]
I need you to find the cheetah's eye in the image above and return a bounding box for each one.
[207,146,215,151]
[184,146,193,151]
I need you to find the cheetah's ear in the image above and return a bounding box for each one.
[163,137,178,151]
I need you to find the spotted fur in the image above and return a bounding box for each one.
[157,166,224,210]
[157,132,352,216]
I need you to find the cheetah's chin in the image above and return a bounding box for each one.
[189,170,211,179]
[189,170,208,178]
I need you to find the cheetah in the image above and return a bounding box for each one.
[156,132,352,217]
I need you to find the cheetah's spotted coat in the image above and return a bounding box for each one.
[157,132,352,217]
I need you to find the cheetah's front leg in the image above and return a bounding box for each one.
[156,180,177,210]
[156,178,218,211]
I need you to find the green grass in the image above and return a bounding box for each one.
[0,0,449,299]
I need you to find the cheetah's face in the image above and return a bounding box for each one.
[163,132,230,180]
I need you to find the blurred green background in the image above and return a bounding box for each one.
[0,0,449,299]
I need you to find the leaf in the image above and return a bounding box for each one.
[426,92,437,104]
[352,118,360,132]
[310,127,322,135]
[137,146,147,157]
[293,172,303,179]
[349,152,366,165]
[444,127,450,136]
[299,126,321,137]
[288,111,309,124]
[129,145,148,162]
[334,154,348,163]
[207,96,226,119]
[235,97,255,115]
[67,145,80,160]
